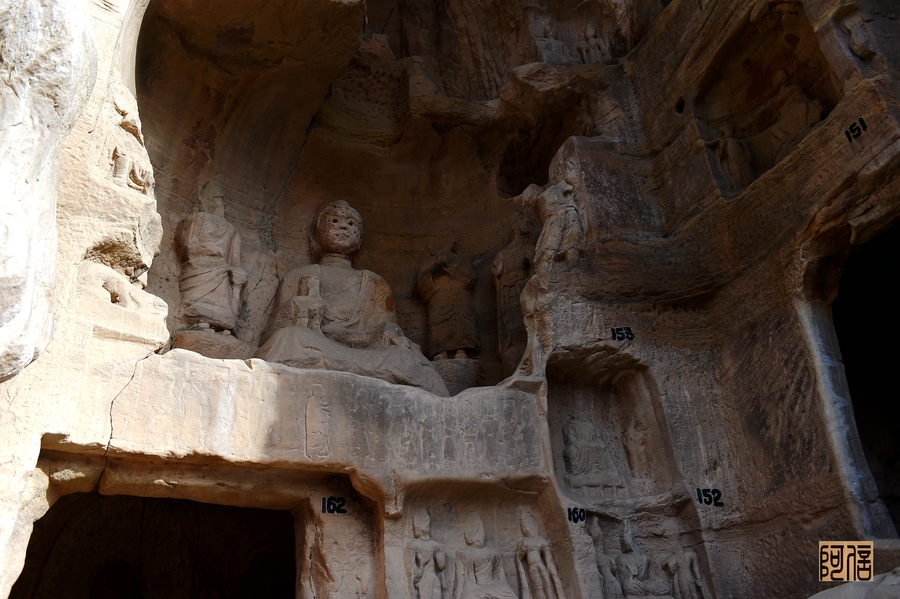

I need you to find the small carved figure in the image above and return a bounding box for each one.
[492,220,536,375]
[578,25,605,64]
[454,514,519,599]
[410,508,447,599]
[664,549,713,599]
[615,528,674,599]
[708,125,754,193]
[623,417,654,489]
[356,559,371,599]
[78,262,166,314]
[305,384,331,459]
[174,203,247,332]
[112,147,154,195]
[588,519,624,599]
[416,242,479,360]
[327,556,349,598]
[112,83,146,147]
[108,84,155,196]
[515,513,566,599]
[255,201,448,395]
[602,0,638,53]
[298,513,329,599]
[765,84,823,163]
[563,420,624,497]
[524,160,586,273]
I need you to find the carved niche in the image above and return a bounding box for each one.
[692,0,843,197]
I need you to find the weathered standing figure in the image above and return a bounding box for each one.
[563,420,624,497]
[524,158,586,274]
[175,203,246,331]
[516,513,566,599]
[409,508,447,599]
[664,549,713,599]
[708,124,754,193]
[305,384,331,459]
[588,519,625,599]
[454,514,519,599]
[492,219,536,375]
[615,527,674,599]
[417,242,479,360]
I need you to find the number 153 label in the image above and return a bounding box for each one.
[611,327,635,341]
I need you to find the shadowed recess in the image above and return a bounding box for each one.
[833,224,900,531]
[10,493,296,599]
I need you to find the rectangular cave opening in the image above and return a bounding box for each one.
[11,492,297,599]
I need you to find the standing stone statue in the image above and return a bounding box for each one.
[305,384,331,460]
[409,508,447,599]
[623,417,651,471]
[563,420,624,497]
[664,549,713,599]
[492,219,536,376]
[523,158,586,274]
[615,528,674,599]
[255,201,448,395]
[708,124,754,194]
[174,204,246,331]
[588,519,624,599]
[515,513,566,599]
[416,242,480,361]
[454,514,519,599]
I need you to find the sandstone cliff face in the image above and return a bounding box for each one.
[0,0,97,380]
[1,0,900,598]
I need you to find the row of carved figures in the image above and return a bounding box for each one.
[408,509,565,599]
[171,163,586,393]
[587,520,714,599]
[407,510,713,599]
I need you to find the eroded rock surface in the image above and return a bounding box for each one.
[0,0,97,379]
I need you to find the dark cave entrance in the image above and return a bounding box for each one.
[10,493,296,599]
[833,224,900,530]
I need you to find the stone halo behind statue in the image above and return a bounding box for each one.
[254,200,449,396]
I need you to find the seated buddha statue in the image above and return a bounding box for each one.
[254,200,449,396]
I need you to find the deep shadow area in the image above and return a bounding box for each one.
[833,224,900,530]
[11,493,295,599]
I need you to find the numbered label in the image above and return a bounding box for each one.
[322,496,347,514]
[611,327,635,341]
[567,506,586,523]
[696,488,724,507]
[844,117,868,142]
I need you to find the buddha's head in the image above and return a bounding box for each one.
[519,512,541,538]
[464,514,485,548]
[620,521,639,554]
[587,517,603,548]
[313,200,363,258]
[413,508,431,539]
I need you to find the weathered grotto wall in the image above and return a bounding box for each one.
[0,0,900,598]
[0,0,97,380]
[136,0,644,383]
